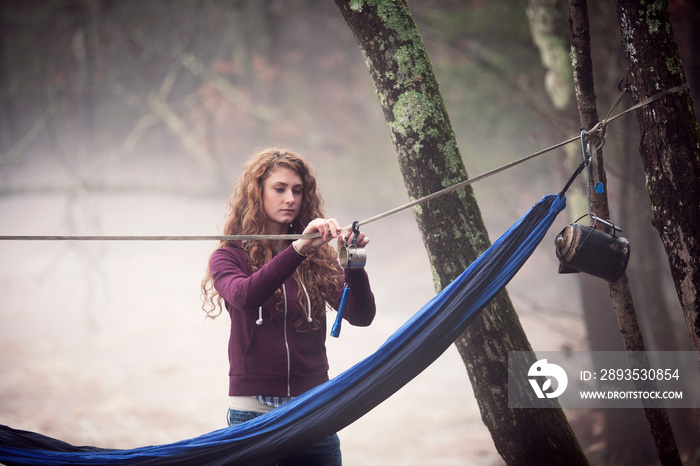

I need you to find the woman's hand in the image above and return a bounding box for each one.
[337,227,370,249]
[292,218,342,255]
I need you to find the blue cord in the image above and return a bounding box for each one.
[330,286,351,338]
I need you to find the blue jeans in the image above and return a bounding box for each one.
[227,408,342,466]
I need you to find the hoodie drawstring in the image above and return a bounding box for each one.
[298,277,313,323]
[255,276,313,325]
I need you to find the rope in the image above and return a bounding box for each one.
[586,82,689,142]
[354,136,580,228]
[0,83,689,243]
[0,234,315,242]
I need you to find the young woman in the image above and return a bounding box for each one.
[201,148,376,465]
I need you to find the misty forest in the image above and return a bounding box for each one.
[1,1,699,465]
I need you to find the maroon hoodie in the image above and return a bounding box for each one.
[209,241,376,397]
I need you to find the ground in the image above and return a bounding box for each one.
[0,188,582,465]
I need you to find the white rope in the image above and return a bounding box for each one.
[0,83,689,242]
[0,234,315,242]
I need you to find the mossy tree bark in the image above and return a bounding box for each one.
[615,0,700,355]
[335,1,588,464]
[528,1,659,461]
[569,1,681,464]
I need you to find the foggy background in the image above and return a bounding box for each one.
[1,1,693,464]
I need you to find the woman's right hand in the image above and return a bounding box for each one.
[292,218,342,255]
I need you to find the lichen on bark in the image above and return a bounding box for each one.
[616,0,700,355]
[335,1,588,464]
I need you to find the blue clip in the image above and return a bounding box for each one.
[330,286,351,338]
[594,183,605,194]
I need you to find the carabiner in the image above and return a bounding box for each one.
[350,220,360,247]
[580,130,592,166]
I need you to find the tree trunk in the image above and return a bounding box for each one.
[669,0,700,116]
[615,0,700,355]
[617,103,700,455]
[527,1,658,460]
[527,0,573,109]
[335,1,587,464]
[569,1,682,464]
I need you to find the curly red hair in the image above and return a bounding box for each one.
[201,148,340,329]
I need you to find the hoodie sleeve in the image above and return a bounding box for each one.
[338,268,376,327]
[209,244,306,310]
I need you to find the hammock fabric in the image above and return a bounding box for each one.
[0,194,566,466]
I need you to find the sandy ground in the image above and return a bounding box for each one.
[0,192,583,465]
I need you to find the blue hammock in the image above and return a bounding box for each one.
[0,194,566,466]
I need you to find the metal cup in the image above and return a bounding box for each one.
[339,245,367,269]
[555,223,630,282]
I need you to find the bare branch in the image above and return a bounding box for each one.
[146,92,218,172]
[0,102,59,165]
[181,53,282,122]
